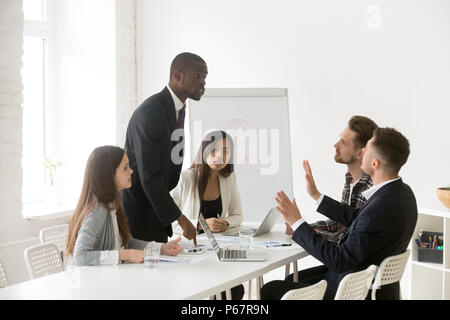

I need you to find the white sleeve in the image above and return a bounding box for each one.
[223,173,243,228]
[99,250,120,265]
[289,195,323,232]
[316,194,324,206]
[170,172,185,234]
[291,218,307,231]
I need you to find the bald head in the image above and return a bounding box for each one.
[170,52,206,79]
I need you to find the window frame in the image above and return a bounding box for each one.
[22,0,49,205]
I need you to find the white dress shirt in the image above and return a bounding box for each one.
[360,177,401,201]
[347,179,360,205]
[290,177,401,232]
[167,85,185,120]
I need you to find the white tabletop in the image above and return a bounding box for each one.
[0,223,309,300]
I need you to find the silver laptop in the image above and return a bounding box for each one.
[198,213,266,262]
[222,207,280,237]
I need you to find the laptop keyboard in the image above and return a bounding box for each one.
[221,250,247,260]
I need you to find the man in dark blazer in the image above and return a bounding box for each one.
[261,127,417,300]
[121,52,208,244]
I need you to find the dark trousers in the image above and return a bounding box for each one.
[261,264,400,300]
[215,284,245,300]
[260,265,328,300]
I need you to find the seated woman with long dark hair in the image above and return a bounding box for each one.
[171,131,244,299]
[66,145,183,266]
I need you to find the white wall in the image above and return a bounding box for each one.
[136,0,450,298]
[116,0,137,147]
[1,0,448,291]
[137,0,450,221]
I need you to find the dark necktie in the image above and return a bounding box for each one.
[177,105,186,129]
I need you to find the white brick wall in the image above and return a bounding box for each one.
[0,0,138,286]
[0,0,23,209]
[116,0,137,147]
[0,0,26,284]
[0,0,69,286]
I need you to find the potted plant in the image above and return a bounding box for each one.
[44,157,65,205]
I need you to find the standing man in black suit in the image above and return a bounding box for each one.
[122,52,208,244]
[261,127,417,300]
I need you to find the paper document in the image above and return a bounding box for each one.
[182,243,207,250]
[197,233,240,243]
[159,255,206,265]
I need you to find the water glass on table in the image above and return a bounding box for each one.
[239,229,254,249]
[144,242,162,268]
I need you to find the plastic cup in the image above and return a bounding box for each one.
[144,242,161,268]
[239,229,254,249]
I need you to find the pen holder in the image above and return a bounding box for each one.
[417,231,443,264]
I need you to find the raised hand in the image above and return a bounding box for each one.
[303,160,321,201]
[275,190,302,226]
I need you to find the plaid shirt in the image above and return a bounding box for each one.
[309,172,373,244]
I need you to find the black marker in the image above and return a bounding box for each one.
[266,243,292,247]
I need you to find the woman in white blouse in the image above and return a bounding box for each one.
[65,145,183,266]
[171,131,243,234]
[171,131,244,299]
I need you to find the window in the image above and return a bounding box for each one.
[21,0,117,218]
[21,0,48,204]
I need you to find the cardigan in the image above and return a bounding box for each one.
[68,204,149,266]
[170,169,243,234]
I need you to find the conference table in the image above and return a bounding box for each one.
[0,223,309,300]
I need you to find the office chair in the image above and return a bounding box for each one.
[281,279,327,300]
[24,243,64,279]
[371,249,410,300]
[39,224,69,266]
[334,265,377,300]
[0,258,8,288]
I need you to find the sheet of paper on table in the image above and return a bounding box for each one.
[196,233,240,243]
[159,255,206,265]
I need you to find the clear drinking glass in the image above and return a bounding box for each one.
[144,242,161,268]
[239,229,254,249]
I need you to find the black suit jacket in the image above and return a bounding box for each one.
[121,87,184,242]
[293,179,417,299]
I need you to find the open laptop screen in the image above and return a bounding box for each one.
[198,213,220,252]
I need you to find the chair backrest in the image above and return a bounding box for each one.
[0,258,8,288]
[24,243,64,279]
[39,224,69,267]
[335,265,377,300]
[371,250,410,300]
[39,224,69,255]
[281,280,327,300]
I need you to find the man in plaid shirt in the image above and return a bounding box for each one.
[287,116,377,245]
